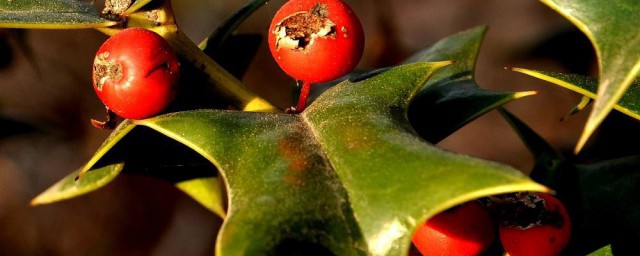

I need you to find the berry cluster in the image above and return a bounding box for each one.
[412,192,572,256]
[90,0,363,126]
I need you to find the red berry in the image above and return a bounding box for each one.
[412,201,495,256]
[92,27,180,120]
[498,193,571,256]
[268,0,364,83]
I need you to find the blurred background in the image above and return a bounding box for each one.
[0,0,598,255]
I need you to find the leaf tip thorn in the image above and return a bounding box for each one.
[433,60,456,69]
[504,66,526,73]
[516,90,539,98]
[574,136,588,154]
[574,126,594,154]
[29,197,41,207]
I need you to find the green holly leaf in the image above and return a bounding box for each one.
[510,68,640,122]
[299,62,546,256]
[498,109,564,187]
[31,163,124,205]
[540,0,640,152]
[576,155,640,253]
[31,122,226,218]
[0,0,117,29]
[34,62,546,255]
[175,177,224,216]
[588,245,612,256]
[406,26,536,143]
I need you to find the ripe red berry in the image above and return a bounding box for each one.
[268,0,364,84]
[498,193,571,256]
[412,201,495,256]
[92,27,180,120]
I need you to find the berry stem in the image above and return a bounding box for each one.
[90,107,118,130]
[295,81,313,113]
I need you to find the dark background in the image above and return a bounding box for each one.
[0,0,595,255]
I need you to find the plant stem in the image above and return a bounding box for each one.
[170,29,280,112]
[295,81,313,113]
[90,107,117,130]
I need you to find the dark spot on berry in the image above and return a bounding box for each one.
[93,52,123,91]
[496,193,565,229]
[273,3,337,51]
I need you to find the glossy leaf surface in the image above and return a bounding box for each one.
[301,62,546,255]
[406,26,535,143]
[35,62,546,255]
[31,122,226,217]
[498,109,564,186]
[511,68,640,122]
[0,0,116,29]
[540,0,640,152]
[31,164,124,205]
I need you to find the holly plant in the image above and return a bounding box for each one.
[0,0,638,255]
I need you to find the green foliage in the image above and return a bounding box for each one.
[505,4,640,252]
[33,61,546,255]
[31,164,124,205]
[511,69,640,122]
[540,0,640,152]
[2,0,640,255]
[590,245,613,256]
[500,108,640,254]
[0,0,116,28]
[406,26,535,143]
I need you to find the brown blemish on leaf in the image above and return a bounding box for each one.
[342,126,372,151]
[273,3,337,51]
[93,52,123,91]
[279,137,309,174]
